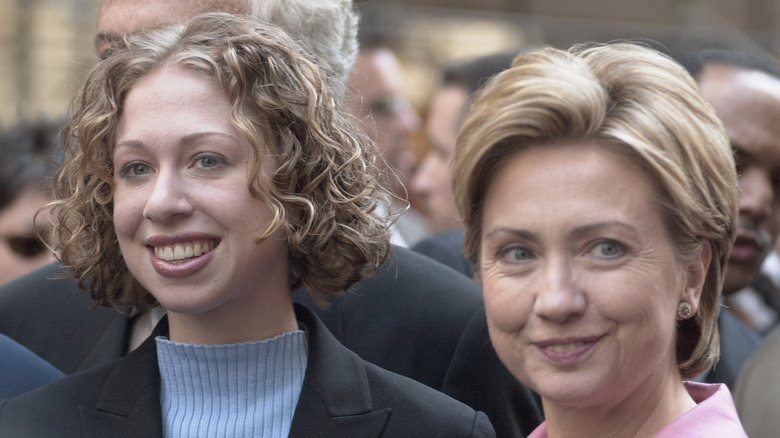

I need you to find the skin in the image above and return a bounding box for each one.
[96,0,248,59]
[113,65,297,345]
[347,47,421,197]
[410,84,468,232]
[479,143,709,437]
[0,186,55,285]
[696,64,780,295]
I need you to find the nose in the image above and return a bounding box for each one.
[396,102,421,134]
[142,169,194,224]
[533,256,587,323]
[410,154,435,199]
[739,168,773,223]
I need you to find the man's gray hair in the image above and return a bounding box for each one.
[252,0,359,98]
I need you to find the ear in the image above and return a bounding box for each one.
[683,239,712,313]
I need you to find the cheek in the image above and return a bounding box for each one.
[482,271,532,336]
[112,189,146,239]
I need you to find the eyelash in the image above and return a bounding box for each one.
[586,239,626,259]
[494,239,626,264]
[496,245,534,264]
[193,153,226,170]
[116,153,227,178]
[117,162,151,179]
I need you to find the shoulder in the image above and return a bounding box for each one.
[294,305,494,437]
[734,325,780,437]
[347,245,481,313]
[0,334,64,399]
[363,362,495,437]
[0,363,113,434]
[656,382,747,437]
[412,230,474,278]
[0,262,128,374]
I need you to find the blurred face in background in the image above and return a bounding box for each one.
[0,186,54,285]
[347,47,421,198]
[697,64,780,294]
[96,0,248,58]
[411,84,469,232]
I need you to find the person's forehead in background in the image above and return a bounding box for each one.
[95,0,249,58]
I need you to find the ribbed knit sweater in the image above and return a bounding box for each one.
[156,330,307,438]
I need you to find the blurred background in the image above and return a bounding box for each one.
[1,0,779,126]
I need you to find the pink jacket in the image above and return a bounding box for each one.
[528,382,747,437]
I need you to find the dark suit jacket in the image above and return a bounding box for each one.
[441,308,544,438]
[702,307,761,389]
[0,334,64,400]
[0,246,543,436]
[0,305,495,437]
[733,323,780,438]
[412,229,474,279]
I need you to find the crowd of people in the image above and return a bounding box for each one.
[1,0,779,437]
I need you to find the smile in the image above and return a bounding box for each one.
[543,341,588,353]
[153,240,217,263]
[533,335,604,365]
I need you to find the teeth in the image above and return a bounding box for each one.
[545,341,587,353]
[154,240,215,261]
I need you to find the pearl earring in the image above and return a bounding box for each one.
[677,301,693,320]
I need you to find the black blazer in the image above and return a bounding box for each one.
[412,229,474,279]
[0,305,495,437]
[703,307,761,389]
[0,247,543,437]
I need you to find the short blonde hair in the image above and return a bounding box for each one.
[453,43,737,377]
[53,12,391,313]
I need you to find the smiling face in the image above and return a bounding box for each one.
[479,142,706,412]
[113,65,294,343]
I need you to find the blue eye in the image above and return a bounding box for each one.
[194,154,224,169]
[593,240,623,258]
[499,246,533,263]
[120,162,151,177]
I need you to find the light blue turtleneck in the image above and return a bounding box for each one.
[156,330,308,438]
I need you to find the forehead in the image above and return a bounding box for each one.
[697,64,780,160]
[96,0,248,54]
[349,48,404,98]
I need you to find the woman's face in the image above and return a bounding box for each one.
[479,142,706,411]
[113,65,290,331]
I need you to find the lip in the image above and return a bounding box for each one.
[146,232,220,278]
[729,229,766,265]
[533,335,603,365]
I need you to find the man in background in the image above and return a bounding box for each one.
[346,26,428,247]
[411,52,515,277]
[680,48,780,387]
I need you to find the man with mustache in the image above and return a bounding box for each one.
[681,48,780,387]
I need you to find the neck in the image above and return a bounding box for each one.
[543,365,695,438]
[168,287,298,345]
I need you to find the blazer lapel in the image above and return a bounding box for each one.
[79,317,168,438]
[289,305,390,437]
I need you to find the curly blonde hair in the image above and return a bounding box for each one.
[453,43,738,378]
[53,12,391,313]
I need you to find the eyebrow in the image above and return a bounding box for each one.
[484,221,637,243]
[484,227,539,243]
[114,132,245,151]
